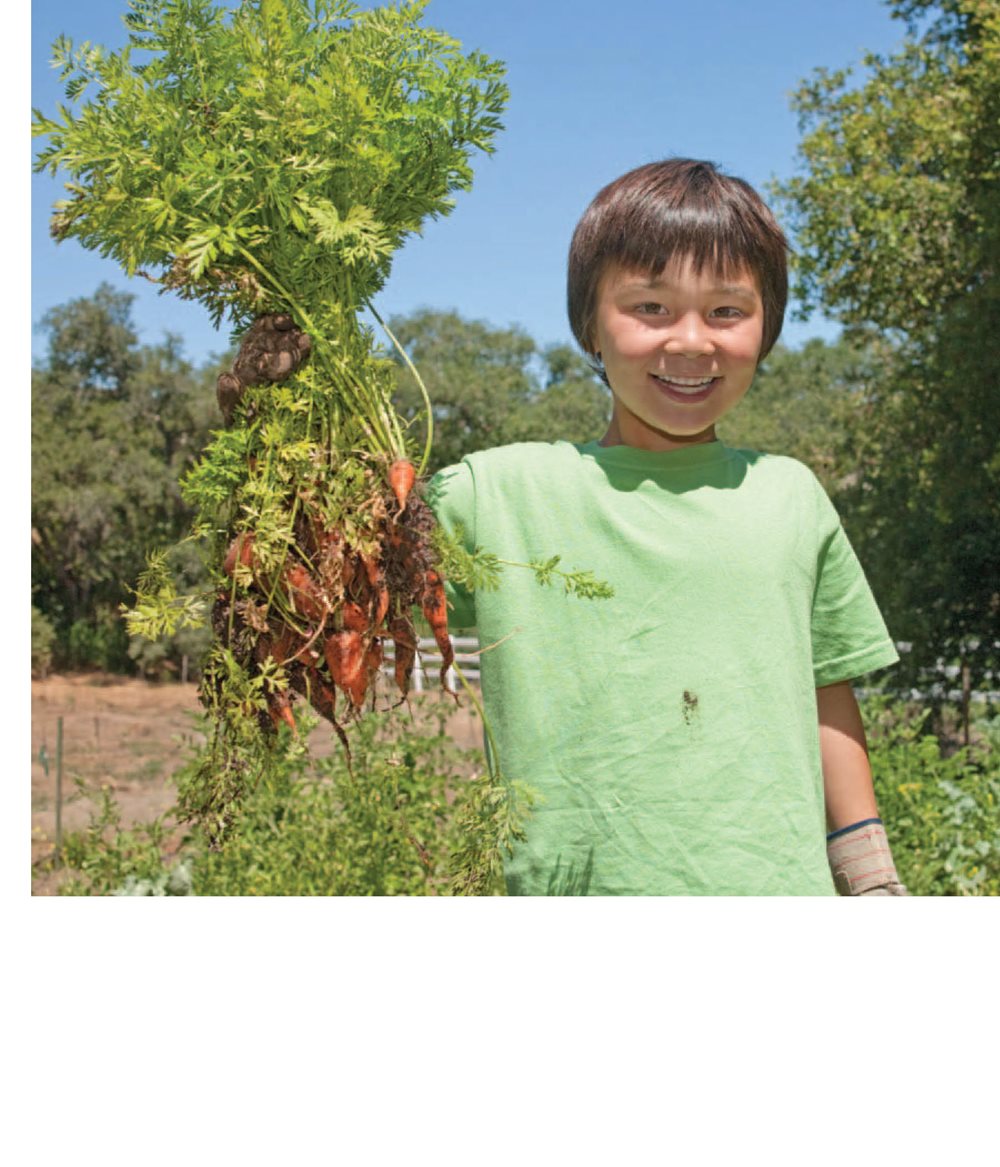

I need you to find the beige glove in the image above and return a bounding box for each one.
[827,818,910,896]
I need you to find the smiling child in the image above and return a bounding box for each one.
[427,158,908,896]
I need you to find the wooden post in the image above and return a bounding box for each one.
[55,716,64,867]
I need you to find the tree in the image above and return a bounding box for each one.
[774,0,999,340]
[719,334,896,497]
[389,309,610,473]
[507,343,611,450]
[770,0,1000,696]
[32,285,219,671]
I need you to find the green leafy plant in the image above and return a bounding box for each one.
[863,696,1000,895]
[50,706,515,896]
[31,605,57,678]
[34,0,505,826]
[34,2,614,888]
[56,779,186,896]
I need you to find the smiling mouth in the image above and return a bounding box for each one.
[650,373,719,397]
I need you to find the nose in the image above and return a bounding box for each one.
[664,313,714,358]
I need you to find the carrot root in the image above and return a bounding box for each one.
[388,458,416,511]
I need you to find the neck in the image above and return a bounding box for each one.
[599,414,717,451]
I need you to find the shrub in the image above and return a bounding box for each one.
[64,607,133,673]
[50,707,501,896]
[128,622,211,682]
[57,782,181,896]
[31,605,57,678]
[188,713,483,896]
[863,697,1000,896]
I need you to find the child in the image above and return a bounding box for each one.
[425,158,908,896]
[223,158,908,896]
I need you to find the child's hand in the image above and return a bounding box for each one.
[826,819,910,895]
[217,314,313,424]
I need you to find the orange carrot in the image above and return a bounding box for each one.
[374,581,390,628]
[284,560,328,622]
[342,600,368,633]
[341,552,357,591]
[389,615,417,696]
[421,569,454,691]
[223,532,255,577]
[325,629,364,691]
[364,557,381,594]
[365,635,384,677]
[267,689,297,733]
[303,666,338,721]
[421,569,448,630]
[301,666,352,758]
[345,636,383,707]
[388,458,416,511]
[264,622,319,666]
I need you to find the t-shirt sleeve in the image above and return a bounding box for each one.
[425,460,478,630]
[808,477,899,687]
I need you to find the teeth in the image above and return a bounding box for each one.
[654,374,715,387]
[652,373,716,394]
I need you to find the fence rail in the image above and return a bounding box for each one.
[381,635,480,691]
[387,637,999,703]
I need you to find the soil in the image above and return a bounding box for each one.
[30,672,483,895]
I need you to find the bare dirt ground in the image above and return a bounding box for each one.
[31,672,482,895]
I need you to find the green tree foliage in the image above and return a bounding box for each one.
[389,309,610,473]
[770,0,1000,694]
[719,334,897,496]
[509,343,613,449]
[32,285,219,670]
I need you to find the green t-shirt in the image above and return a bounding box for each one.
[427,439,899,896]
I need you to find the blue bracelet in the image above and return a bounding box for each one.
[826,817,882,842]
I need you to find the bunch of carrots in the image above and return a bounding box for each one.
[214,451,454,750]
[34,0,509,806]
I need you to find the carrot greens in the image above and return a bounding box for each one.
[35,0,609,888]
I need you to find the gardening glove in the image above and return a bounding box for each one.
[826,817,910,896]
[216,313,312,424]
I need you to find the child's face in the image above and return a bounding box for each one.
[591,256,764,451]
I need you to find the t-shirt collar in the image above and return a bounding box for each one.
[575,438,733,472]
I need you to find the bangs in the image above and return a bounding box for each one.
[611,198,762,285]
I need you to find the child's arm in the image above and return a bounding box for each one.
[817,680,878,831]
[816,680,909,895]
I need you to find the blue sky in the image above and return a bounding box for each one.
[31,0,908,368]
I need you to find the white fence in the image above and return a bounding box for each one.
[381,635,480,691]
[379,636,998,702]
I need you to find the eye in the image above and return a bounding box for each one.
[634,302,667,315]
[711,306,745,319]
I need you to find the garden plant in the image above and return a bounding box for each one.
[34,0,619,889]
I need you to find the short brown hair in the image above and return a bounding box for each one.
[567,158,788,365]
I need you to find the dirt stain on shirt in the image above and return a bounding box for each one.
[682,689,700,727]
